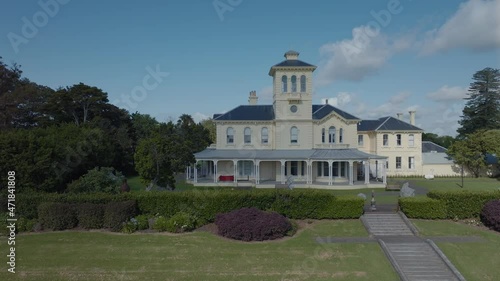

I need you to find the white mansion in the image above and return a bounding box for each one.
[190,51,457,188]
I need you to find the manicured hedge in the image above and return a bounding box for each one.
[75,203,105,229]
[427,190,500,219]
[10,189,365,223]
[38,202,77,230]
[103,200,138,232]
[399,197,447,219]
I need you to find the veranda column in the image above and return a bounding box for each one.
[255,160,260,184]
[213,160,218,183]
[233,160,238,184]
[382,160,387,184]
[364,160,370,184]
[280,160,286,184]
[194,161,198,184]
[186,166,189,180]
[337,161,341,178]
[328,160,333,186]
[308,161,313,184]
[305,160,310,184]
[348,161,354,185]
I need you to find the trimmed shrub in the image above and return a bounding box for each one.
[480,199,500,232]
[152,216,169,232]
[103,200,138,232]
[428,190,500,219]
[322,196,365,219]
[165,211,198,233]
[399,197,447,219]
[38,203,77,230]
[134,214,149,230]
[75,203,105,229]
[122,218,138,234]
[215,207,292,241]
[17,217,37,232]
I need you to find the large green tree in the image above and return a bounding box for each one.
[47,83,109,126]
[457,68,500,138]
[448,130,500,177]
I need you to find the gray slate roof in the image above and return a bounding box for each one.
[358,116,422,131]
[312,104,360,120]
[195,148,386,160]
[214,104,359,121]
[272,60,316,68]
[422,141,448,153]
[422,152,454,165]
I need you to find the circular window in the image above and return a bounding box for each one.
[290,105,298,113]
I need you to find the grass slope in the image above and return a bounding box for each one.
[413,220,500,281]
[0,220,397,281]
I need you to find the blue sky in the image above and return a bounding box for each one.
[1,0,499,136]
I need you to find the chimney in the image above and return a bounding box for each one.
[248,90,258,105]
[396,113,403,120]
[409,110,416,125]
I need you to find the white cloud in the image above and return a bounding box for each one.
[321,92,352,107]
[389,91,411,104]
[426,85,468,102]
[420,0,500,55]
[316,25,412,85]
[192,112,209,122]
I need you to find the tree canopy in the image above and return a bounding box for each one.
[457,67,500,138]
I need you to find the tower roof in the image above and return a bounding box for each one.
[269,50,316,76]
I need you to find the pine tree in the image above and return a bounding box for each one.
[457,68,500,138]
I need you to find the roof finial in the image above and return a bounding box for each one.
[284,50,299,60]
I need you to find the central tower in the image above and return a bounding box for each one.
[269,50,317,121]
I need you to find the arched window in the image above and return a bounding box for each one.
[281,75,287,92]
[339,128,343,143]
[261,127,268,144]
[291,75,297,92]
[300,75,306,92]
[244,127,251,144]
[226,127,234,144]
[290,126,298,143]
[321,128,325,143]
[328,126,336,143]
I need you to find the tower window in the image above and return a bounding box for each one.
[291,75,297,92]
[290,126,298,143]
[328,126,336,143]
[281,75,287,92]
[300,75,306,92]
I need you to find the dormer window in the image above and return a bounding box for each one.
[291,75,297,92]
[328,126,336,143]
[300,75,306,92]
[281,75,287,92]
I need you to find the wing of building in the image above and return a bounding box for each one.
[189,51,453,188]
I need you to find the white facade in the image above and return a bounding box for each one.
[192,51,438,188]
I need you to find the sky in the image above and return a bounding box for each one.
[1,0,499,136]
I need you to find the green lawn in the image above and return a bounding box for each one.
[0,220,398,281]
[393,177,499,192]
[412,220,500,281]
